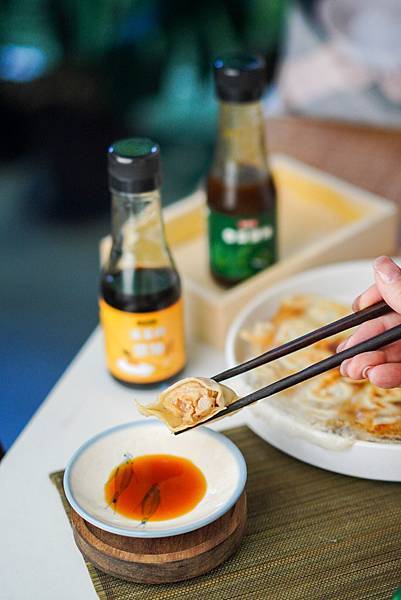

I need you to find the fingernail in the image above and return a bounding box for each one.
[374,256,401,284]
[362,366,373,379]
[337,341,346,352]
[340,359,350,377]
[352,296,360,311]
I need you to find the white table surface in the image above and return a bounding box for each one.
[0,329,245,600]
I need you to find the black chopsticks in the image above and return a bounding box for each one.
[213,300,391,382]
[174,299,398,435]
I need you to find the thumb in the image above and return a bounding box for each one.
[373,256,401,313]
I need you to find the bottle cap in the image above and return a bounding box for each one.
[108,138,161,193]
[213,53,266,103]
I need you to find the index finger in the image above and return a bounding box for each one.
[340,311,401,351]
[353,284,382,311]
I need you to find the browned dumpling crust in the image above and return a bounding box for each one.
[241,294,401,442]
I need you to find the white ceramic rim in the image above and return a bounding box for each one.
[63,420,247,538]
[225,259,401,455]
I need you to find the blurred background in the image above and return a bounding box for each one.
[1,0,401,450]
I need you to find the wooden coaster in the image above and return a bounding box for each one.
[71,492,247,584]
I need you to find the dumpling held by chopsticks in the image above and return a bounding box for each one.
[136,377,238,432]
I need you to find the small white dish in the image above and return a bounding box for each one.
[226,259,401,482]
[64,420,246,538]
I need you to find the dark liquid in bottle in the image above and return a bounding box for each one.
[207,169,277,287]
[100,267,183,388]
[101,267,181,312]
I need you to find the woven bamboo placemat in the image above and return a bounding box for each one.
[51,426,401,600]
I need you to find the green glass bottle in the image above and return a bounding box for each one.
[207,54,277,287]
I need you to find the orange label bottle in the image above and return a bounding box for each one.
[99,298,185,384]
[100,138,186,387]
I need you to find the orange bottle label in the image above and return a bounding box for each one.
[99,298,185,384]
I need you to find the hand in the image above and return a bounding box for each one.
[337,256,401,388]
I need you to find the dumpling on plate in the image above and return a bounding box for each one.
[137,377,238,432]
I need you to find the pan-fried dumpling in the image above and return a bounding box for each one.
[136,377,238,432]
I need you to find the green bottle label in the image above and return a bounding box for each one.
[208,209,277,281]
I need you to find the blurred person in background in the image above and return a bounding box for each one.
[278,0,401,127]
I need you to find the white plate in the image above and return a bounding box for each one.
[226,260,401,481]
[64,420,246,538]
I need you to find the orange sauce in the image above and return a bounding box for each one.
[104,454,207,521]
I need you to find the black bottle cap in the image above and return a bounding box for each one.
[108,138,161,193]
[213,53,266,103]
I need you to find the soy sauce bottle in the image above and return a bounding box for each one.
[207,54,277,287]
[100,138,186,387]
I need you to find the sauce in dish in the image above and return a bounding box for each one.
[105,454,207,522]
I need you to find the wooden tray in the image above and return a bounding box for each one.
[100,155,398,350]
[71,492,247,584]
